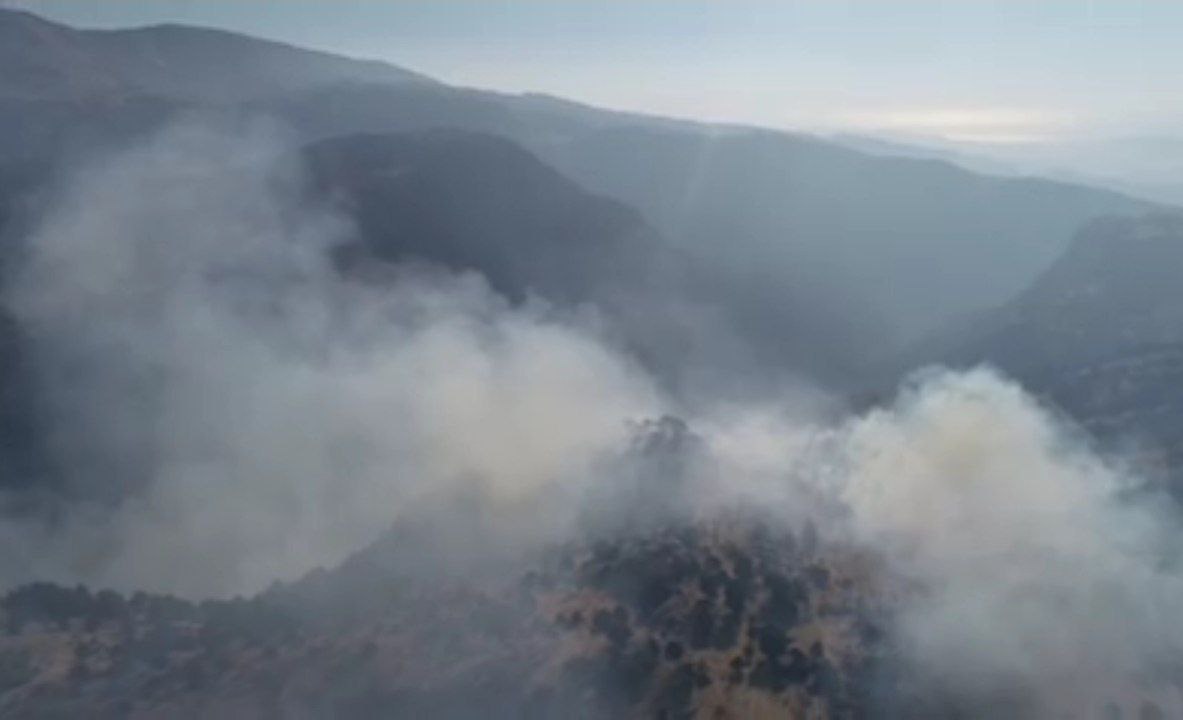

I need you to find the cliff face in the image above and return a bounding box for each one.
[0,518,890,719]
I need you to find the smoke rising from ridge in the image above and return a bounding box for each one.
[2,123,1182,714]
[2,122,663,596]
[828,369,1183,714]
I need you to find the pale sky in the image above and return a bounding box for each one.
[9,1,1183,144]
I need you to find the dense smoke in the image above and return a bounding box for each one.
[826,369,1183,715]
[3,124,1182,715]
[2,122,662,596]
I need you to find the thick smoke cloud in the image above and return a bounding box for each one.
[2,122,662,596]
[3,123,1182,715]
[824,369,1183,716]
[683,369,1183,715]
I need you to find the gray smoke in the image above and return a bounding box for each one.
[4,123,1183,715]
[3,121,662,596]
[815,369,1182,715]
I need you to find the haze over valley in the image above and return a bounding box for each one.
[0,4,1180,718]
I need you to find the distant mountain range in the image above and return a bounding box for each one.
[0,7,1165,388]
[0,8,430,103]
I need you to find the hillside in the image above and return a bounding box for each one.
[902,213,1183,489]
[0,515,892,719]
[531,126,1159,346]
[0,128,690,506]
[262,88,1164,381]
[302,131,666,307]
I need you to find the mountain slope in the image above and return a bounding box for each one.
[531,125,1161,345]
[903,213,1183,487]
[906,214,1183,373]
[265,85,1162,384]
[303,131,666,307]
[0,8,430,103]
[0,516,889,719]
[235,82,1165,382]
[299,130,718,391]
[0,161,55,497]
[0,129,687,504]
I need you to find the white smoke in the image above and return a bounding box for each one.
[3,121,662,597]
[823,369,1182,715]
[678,369,1183,715]
[4,122,1183,715]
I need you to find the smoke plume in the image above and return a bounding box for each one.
[2,121,662,596]
[3,123,1182,715]
[822,369,1182,715]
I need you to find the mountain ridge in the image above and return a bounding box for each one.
[0,7,1165,385]
[0,7,432,104]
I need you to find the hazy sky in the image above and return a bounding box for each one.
[10,1,1183,143]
